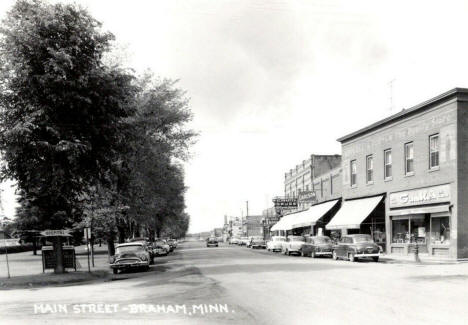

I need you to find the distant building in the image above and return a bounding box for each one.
[246,215,263,237]
[284,154,342,211]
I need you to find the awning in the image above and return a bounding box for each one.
[290,200,339,229]
[389,204,449,216]
[326,195,383,230]
[270,213,300,232]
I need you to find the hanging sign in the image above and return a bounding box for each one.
[40,229,72,237]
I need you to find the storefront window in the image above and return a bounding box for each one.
[431,217,450,244]
[410,218,427,244]
[392,219,409,243]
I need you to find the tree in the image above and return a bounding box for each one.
[0,0,136,273]
[117,76,196,240]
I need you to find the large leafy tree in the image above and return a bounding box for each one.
[0,0,136,272]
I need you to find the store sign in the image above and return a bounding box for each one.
[40,229,71,237]
[297,191,317,204]
[389,184,450,208]
[272,197,298,207]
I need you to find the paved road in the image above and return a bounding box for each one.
[1,240,468,325]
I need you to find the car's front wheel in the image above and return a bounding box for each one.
[372,256,379,262]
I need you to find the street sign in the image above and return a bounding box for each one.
[40,229,72,237]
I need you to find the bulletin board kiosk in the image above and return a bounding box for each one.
[40,229,76,273]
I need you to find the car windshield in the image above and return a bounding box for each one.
[289,236,305,242]
[116,245,144,254]
[313,237,331,244]
[353,235,373,243]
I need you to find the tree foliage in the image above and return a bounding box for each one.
[0,0,195,247]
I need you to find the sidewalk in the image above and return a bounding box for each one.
[380,253,462,265]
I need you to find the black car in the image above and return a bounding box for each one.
[206,237,219,247]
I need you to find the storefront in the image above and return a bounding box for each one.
[388,184,451,256]
[326,195,386,249]
[270,200,340,237]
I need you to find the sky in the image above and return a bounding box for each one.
[1,0,468,232]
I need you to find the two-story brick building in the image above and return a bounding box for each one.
[331,88,468,259]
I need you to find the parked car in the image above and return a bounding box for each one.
[239,237,249,246]
[151,243,169,256]
[250,236,266,249]
[127,238,154,264]
[229,237,240,245]
[332,234,380,262]
[109,242,151,274]
[206,237,219,247]
[266,236,286,252]
[301,236,333,258]
[282,236,306,256]
[155,240,171,254]
[166,239,177,251]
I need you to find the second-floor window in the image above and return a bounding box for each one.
[350,160,357,187]
[384,149,392,179]
[430,134,439,169]
[366,155,373,183]
[405,142,414,175]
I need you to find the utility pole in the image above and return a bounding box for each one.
[246,201,249,218]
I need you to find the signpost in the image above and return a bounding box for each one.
[0,231,10,278]
[84,227,91,273]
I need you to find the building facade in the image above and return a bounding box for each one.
[338,88,468,259]
[284,154,342,211]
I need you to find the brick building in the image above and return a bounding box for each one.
[332,88,468,259]
[284,154,342,211]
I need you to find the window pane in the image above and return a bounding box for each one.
[392,219,409,243]
[431,217,450,244]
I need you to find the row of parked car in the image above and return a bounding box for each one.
[109,237,179,274]
[231,234,382,262]
[229,236,267,249]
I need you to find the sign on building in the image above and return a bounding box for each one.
[298,191,317,204]
[389,184,451,208]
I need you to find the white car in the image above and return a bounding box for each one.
[282,236,306,256]
[267,236,286,252]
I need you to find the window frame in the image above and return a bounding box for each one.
[366,154,374,184]
[429,134,440,170]
[384,149,392,180]
[404,142,414,175]
[350,159,357,187]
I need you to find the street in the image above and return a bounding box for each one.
[0,240,467,325]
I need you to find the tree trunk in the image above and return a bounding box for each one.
[53,237,65,274]
[107,238,115,257]
[32,237,37,256]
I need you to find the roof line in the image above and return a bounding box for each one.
[337,87,468,143]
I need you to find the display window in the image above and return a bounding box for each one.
[392,219,409,243]
[431,217,450,245]
[410,218,428,244]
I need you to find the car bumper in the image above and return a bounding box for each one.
[110,261,149,269]
[355,253,380,258]
[315,251,333,256]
